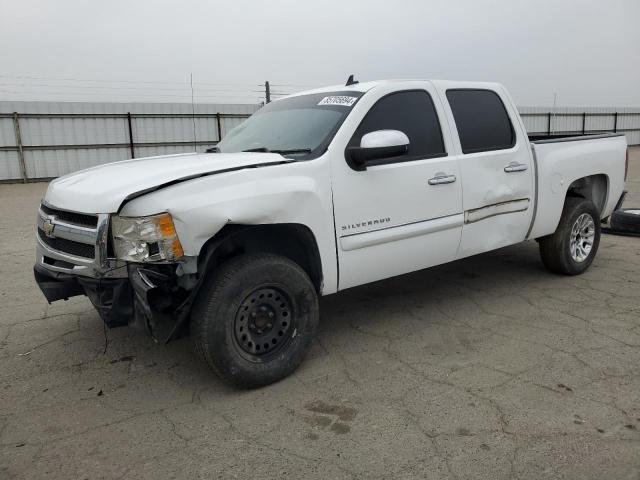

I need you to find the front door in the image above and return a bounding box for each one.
[331,86,463,290]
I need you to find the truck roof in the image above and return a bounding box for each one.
[288,79,506,98]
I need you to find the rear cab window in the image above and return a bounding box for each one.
[347,90,446,166]
[446,89,515,154]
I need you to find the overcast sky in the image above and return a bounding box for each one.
[1,0,638,106]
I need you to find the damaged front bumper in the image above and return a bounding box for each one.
[34,262,194,343]
[34,204,199,342]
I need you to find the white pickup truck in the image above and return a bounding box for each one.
[34,78,629,387]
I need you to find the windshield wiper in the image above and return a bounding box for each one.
[272,148,312,154]
[242,147,270,152]
[242,147,312,155]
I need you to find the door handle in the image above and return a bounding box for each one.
[504,162,528,173]
[428,173,457,185]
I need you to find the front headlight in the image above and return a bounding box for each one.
[111,213,184,262]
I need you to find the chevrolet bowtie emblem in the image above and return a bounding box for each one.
[43,218,55,237]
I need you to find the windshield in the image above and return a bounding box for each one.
[216,91,363,159]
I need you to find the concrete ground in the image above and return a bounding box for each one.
[1,148,639,480]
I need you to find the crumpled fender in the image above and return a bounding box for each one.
[119,157,339,294]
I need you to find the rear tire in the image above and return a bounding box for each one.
[190,253,319,388]
[538,197,601,275]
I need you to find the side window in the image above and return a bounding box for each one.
[446,89,515,154]
[349,90,446,163]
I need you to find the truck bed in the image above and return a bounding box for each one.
[527,132,627,240]
[528,132,625,143]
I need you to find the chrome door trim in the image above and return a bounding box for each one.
[464,198,530,224]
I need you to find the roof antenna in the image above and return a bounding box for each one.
[345,74,359,86]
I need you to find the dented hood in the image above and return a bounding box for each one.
[44,152,289,213]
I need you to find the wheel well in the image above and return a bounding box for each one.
[198,224,323,293]
[566,174,608,216]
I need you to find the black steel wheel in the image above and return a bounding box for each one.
[190,253,319,388]
[233,287,295,360]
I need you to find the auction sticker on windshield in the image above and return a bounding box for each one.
[318,96,358,107]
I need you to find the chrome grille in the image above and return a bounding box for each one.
[37,228,96,259]
[40,204,98,228]
[36,203,123,278]
[36,203,100,269]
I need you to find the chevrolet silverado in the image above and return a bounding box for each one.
[34,78,629,387]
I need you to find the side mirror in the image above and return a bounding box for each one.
[346,130,410,170]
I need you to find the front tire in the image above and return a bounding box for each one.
[538,197,601,275]
[190,253,319,388]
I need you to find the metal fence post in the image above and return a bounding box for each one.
[547,112,552,135]
[12,112,28,183]
[582,112,586,135]
[216,113,222,141]
[126,112,135,159]
[613,112,618,133]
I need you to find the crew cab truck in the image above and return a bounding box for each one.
[34,79,629,388]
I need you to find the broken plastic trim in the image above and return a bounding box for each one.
[128,263,211,344]
[33,265,84,303]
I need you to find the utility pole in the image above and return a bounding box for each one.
[190,73,197,151]
[551,92,558,135]
[265,81,271,104]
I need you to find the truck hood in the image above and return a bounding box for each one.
[44,152,291,213]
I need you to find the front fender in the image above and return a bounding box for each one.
[119,159,339,294]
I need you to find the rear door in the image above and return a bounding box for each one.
[331,85,463,289]
[438,85,534,258]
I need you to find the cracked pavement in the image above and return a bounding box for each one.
[1,147,639,479]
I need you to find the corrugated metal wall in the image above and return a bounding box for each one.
[0,101,259,181]
[1,101,638,182]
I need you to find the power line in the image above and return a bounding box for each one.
[194,81,263,88]
[0,82,258,94]
[0,76,318,104]
[0,88,258,99]
[269,84,318,88]
[0,75,319,90]
[0,74,259,87]
[0,89,262,103]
